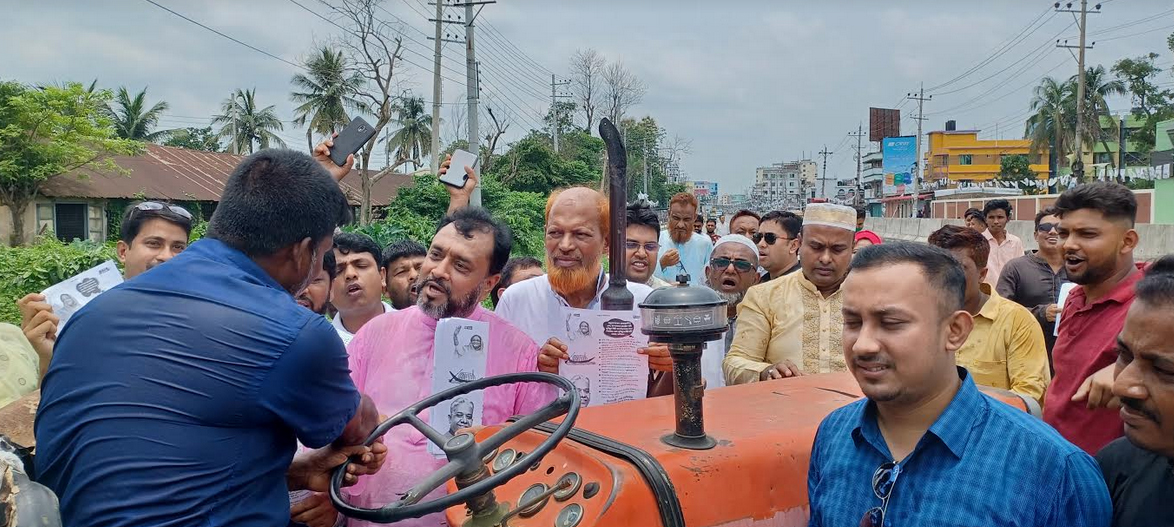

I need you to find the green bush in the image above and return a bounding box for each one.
[0,238,118,325]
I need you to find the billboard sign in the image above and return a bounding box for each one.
[870,108,901,142]
[882,136,917,196]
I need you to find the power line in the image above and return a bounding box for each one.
[475,27,553,85]
[479,19,554,76]
[926,5,1055,92]
[930,20,1073,98]
[142,0,302,69]
[1097,22,1174,42]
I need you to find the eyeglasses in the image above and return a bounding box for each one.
[134,201,193,221]
[709,257,755,273]
[1036,222,1059,233]
[624,241,660,253]
[752,232,793,245]
[861,461,901,527]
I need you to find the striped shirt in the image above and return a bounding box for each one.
[808,368,1111,527]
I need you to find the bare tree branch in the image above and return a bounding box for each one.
[602,60,646,126]
[482,106,510,173]
[569,48,605,134]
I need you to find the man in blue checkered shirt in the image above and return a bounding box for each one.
[807,242,1110,527]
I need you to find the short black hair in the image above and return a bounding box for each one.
[1053,182,1137,226]
[322,249,337,282]
[695,214,704,222]
[856,207,867,220]
[760,210,803,238]
[333,232,383,267]
[983,199,1013,219]
[626,202,660,233]
[382,239,427,269]
[964,208,986,224]
[928,224,991,269]
[730,209,761,227]
[1034,206,1059,229]
[435,206,512,275]
[851,242,967,315]
[492,256,543,306]
[1136,255,1174,309]
[120,201,194,243]
[207,149,351,257]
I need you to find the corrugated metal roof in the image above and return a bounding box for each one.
[39,144,410,206]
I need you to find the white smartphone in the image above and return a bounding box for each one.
[441,149,478,188]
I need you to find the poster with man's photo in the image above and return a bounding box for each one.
[428,317,489,457]
[42,260,123,334]
[558,307,648,409]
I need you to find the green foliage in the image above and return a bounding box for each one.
[0,238,117,325]
[163,127,222,152]
[291,46,368,151]
[1112,53,1174,153]
[489,131,601,195]
[212,88,286,154]
[0,80,142,245]
[108,86,171,141]
[998,154,1038,194]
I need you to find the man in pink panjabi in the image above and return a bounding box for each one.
[344,207,551,527]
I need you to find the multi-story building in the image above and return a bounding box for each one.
[664,159,685,185]
[753,162,806,210]
[924,122,1050,187]
[692,180,719,205]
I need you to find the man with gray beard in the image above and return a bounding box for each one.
[341,207,550,527]
[701,235,761,388]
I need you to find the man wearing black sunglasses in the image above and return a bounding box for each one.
[699,235,760,389]
[755,210,802,282]
[997,207,1069,362]
[808,242,1110,527]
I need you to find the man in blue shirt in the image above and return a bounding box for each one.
[808,242,1110,527]
[34,146,385,527]
[655,192,712,286]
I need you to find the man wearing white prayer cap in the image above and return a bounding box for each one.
[698,234,761,390]
[724,203,857,385]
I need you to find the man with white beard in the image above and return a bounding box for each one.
[700,235,761,389]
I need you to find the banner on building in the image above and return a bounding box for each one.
[870,108,901,142]
[882,136,917,196]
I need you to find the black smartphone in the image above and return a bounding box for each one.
[329,116,377,166]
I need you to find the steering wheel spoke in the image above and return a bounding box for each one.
[331,372,580,524]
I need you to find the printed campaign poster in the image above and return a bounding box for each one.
[429,317,489,457]
[558,307,648,408]
[41,260,123,334]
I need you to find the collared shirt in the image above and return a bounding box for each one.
[808,368,1112,527]
[34,239,359,527]
[982,230,1026,286]
[723,271,844,385]
[761,261,802,283]
[0,323,40,408]
[1096,437,1174,527]
[955,284,1051,404]
[332,301,394,347]
[996,252,1069,356]
[344,306,549,527]
[1044,264,1146,455]
[655,231,713,286]
[700,318,737,391]
[496,273,652,348]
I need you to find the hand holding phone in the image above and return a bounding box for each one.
[330,117,378,167]
[441,149,478,188]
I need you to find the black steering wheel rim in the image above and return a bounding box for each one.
[329,371,579,523]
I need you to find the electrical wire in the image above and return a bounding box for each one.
[926,5,1055,92]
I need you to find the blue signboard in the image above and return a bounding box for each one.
[882,136,916,195]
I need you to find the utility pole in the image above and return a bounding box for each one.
[430,1,492,202]
[1057,0,1100,182]
[848,123,866,208]
[907,83,931,218]
[643,136,650,196]
[817,145,833,200]
[550,74,571,153]
[429,0,444,176]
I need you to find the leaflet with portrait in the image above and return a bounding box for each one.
[557,307,648,409]
[428,317,489,457]
[41,260,123,335]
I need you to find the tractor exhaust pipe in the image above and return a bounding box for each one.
[598,118,633,312]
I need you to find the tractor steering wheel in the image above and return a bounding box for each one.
[329,372,580,524]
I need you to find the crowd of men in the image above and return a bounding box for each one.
[1,138,1169,527]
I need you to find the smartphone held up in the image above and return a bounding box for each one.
[329,117,378,166]
[441,149,479,189]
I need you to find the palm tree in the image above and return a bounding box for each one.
[107,86,172,141]
[1025,76,1073,173]
[1071,65,1127,168]
[212,88,286,154]
[386,96,432,171]
[290,46,368,152]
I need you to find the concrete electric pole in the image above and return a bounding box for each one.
[550,74,571,153]
[848,123,866,208]
[817,145,833,200]
[431,1,493,204]
[1057,0,1100,182]
[429,1,444,177]
[907,83,931,218]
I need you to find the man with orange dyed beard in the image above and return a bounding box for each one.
[496,187,672,398]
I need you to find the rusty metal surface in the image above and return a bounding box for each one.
[39,144,411,206]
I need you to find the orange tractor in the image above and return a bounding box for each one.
[326,118,1039,527]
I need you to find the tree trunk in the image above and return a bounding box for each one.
[360,151,372,225]
[306,129,313,154]
[8,197,30,246]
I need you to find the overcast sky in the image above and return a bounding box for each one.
[7,0,1173,194]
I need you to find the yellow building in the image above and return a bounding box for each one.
[925,128,1050,185]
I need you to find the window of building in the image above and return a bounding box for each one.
[54,203,88,242]
[958,154,973,165]
[1093,152,1113,165]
